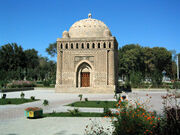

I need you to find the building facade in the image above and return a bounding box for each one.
[55,14,118,93]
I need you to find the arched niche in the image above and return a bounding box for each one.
[76,62,93,88]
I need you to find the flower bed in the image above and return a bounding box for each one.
[84,91,180,135]
[112,99,159,135]
[7,80,35,88]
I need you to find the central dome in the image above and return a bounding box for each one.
[68,14,112,38]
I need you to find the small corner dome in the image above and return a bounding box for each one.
[69,13,112,38]
[62,30,69,38]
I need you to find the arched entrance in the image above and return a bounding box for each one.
[76,62,92,88]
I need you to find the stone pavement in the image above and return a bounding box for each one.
[0,117,113,135]
[0,89,169,135]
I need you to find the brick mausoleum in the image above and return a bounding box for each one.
[55,13,118,93]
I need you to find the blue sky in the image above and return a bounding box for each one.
[0,0,180,60]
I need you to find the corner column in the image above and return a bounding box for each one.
[108,50,115,85]
[56,43,62,87]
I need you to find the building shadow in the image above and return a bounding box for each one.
[54,130,79,135]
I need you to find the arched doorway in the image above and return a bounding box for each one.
[76,62,92,88]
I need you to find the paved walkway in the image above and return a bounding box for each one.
[0,117,113,135]
[0,90,170,135]
[0,90,115,121]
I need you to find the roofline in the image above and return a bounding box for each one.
[57,37,116,42]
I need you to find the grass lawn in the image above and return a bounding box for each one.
[67,101,117,108]
[44,112,104,117]
[0,98,39,105]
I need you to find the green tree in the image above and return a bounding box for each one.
[0,43,26,71]
[46,42,57,57]
[0,43,56,83]
[24,49,39,80]
[118,44,145,80]
[130,71,143,88]
[152,47,172,74]
[0,43,26,81]
[143,47,155,77]
[151,70,163,87]
[172,61,177,80]
[24,49,39,69]
[37,56,56,82]
[118,44,172,86]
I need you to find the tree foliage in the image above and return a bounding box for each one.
[0,43,26,71]
[24,49,39,69]
[46,42,57,57]
[118,44,172,86]
[0,43,56,83]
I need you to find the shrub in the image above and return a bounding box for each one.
[103,107,112,117]
[52,110,56,114]
[36,81,43,84]
[96,101,100,104]
[164,108,180,133]
[154,92,180,135]
[124,82,131,91]
[112,99,159,135]
[1,94,6,99]
[68,108,80,116]
[173,81,180,89]
[7,101,11,104]
[85,98,88,102]
[43,80,50,87]
[0,80,7,88]
[20,92,25,99]
[151,70,163,88]
[139,82,151,88]
[130,71,143,88]
[43,99,49,106]
[74,108,79,113]
[105,101,108,104]
[117,82,131,93]
[78,94,83,101]
[30,96,35,100]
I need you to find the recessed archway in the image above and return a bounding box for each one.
[76,62,92,88]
